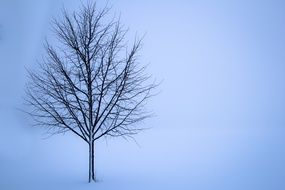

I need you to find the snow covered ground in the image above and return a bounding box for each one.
[1,112,285,190]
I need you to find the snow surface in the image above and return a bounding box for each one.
[1,118,285,190]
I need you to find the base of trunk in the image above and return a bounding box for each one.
[88,142,96,183]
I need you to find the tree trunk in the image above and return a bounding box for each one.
[88,141,95,182]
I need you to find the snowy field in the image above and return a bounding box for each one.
[1,111,285,190]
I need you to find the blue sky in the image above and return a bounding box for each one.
[1,0,285,189]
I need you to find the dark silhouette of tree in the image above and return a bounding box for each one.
[24,2,156,182]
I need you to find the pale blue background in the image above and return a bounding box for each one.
[0,0,285,189]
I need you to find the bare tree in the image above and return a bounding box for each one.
[25,2,156,182]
